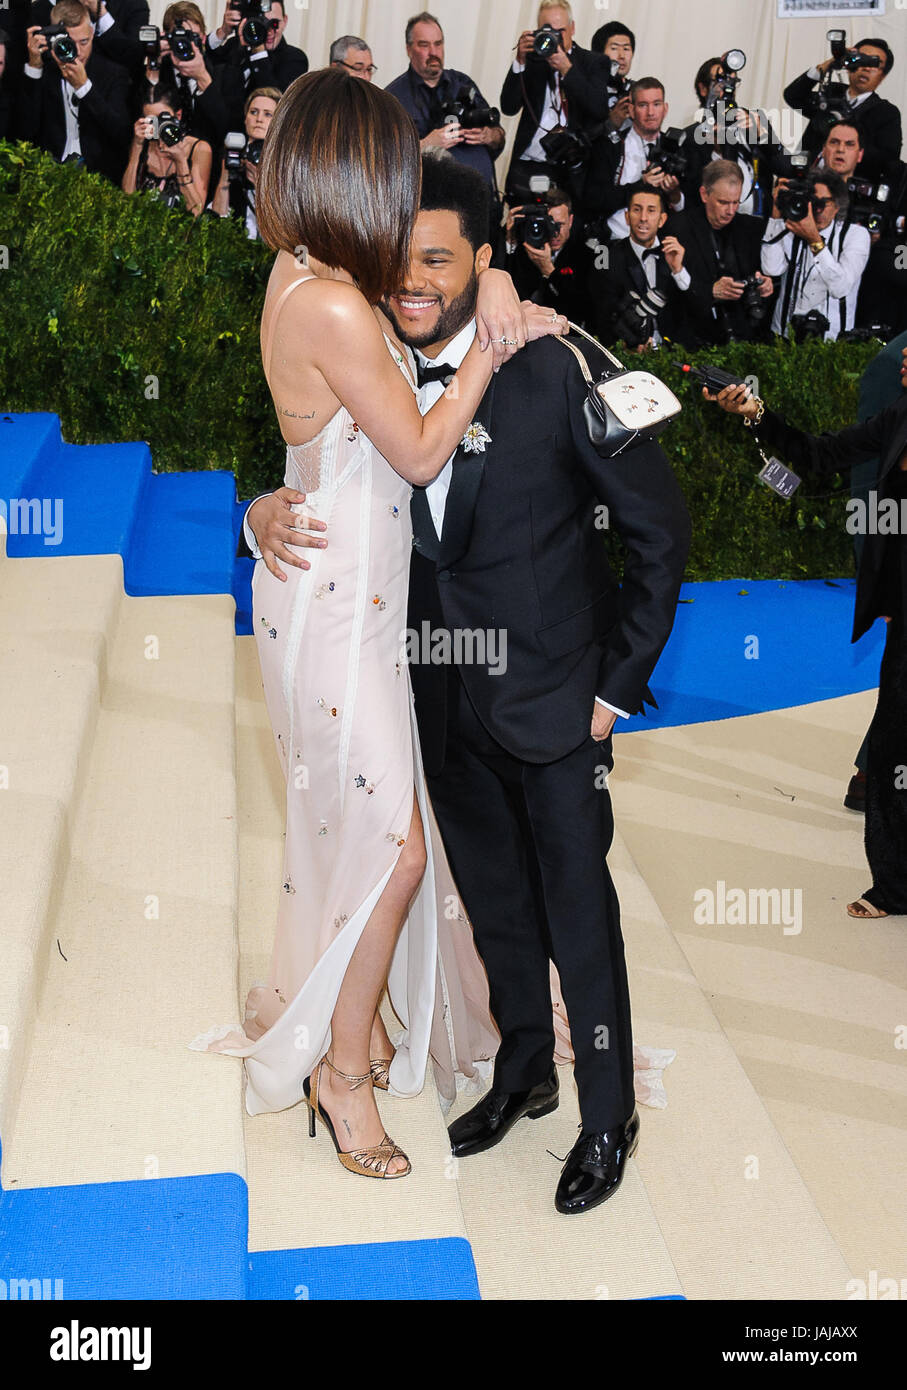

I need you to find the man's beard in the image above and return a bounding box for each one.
[384,271,479,352]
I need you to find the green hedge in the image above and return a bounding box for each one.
[0,140,880,579]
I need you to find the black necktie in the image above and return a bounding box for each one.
[416,359,457,389]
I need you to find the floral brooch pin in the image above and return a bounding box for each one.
[461,421,492,454]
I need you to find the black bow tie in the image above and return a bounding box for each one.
[642,247,661,260]
[416,359,457,389]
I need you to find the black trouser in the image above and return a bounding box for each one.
[427,671,635,1132]
[864,614,907,913]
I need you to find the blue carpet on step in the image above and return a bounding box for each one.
[247,1237,481,1300]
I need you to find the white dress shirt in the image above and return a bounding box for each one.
[243,316,629,718]
[761,215,870,339]
[511,55,568,163]
[607,127,685,240]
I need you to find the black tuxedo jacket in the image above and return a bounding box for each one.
[586,235,696,347]
[206,34,308,93]
[157,55,246,150]
[756,395,907,641]
[406,333,691,774]
[501,43,610,164]
[14,45,132,183]
[497,232,596,328]
[783,71,902,182]
[663,205,766,344]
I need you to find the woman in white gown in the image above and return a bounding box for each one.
[190,69,569,1177]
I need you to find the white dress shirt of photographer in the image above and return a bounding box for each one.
[607,81,685,241]
[761,172,870,340]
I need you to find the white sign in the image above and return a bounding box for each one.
[778,0,885,15]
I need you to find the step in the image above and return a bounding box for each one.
[614,695,906,1295]
[0,556,248,1296]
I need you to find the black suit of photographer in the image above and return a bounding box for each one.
[587,235,695,347]
[856,159,907,336]
[679,116,784,225]
[783,70,902,183]
[15,42,132,183]
[496,226,595,328]
[501,41,608,203]
[664,203,767,344]
[206,33,307,93]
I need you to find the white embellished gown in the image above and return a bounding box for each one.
[191,272,674,1115]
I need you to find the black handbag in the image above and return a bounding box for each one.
[556,322,682,457]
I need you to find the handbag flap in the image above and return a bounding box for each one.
[595,373,682,430]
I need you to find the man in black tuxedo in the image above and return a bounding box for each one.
[582,77,685,238]
[18,0,132,184]
[205,1,307,94]
[29,0,149,78]
[783,36,902,183]
[588,183,697,348]
[496,183,595,328]
[240,156,691,1214]
[501,1,610,204]
[665,159,773,345]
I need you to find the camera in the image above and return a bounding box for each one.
[531,24,562,60]
[847,177,890,234]
[606,58,632,102]
[827,29,882,74]
[707,48,746,113]
[236,0,272,48]
[776,154,812,221]
[167,27,202,62]
[737,274,768,325]
[646,128,689,180]
[224,131,264,177]
[512,175,559,250]
[613,285,667,349]
[438,85,501,130]
[138,25,161,63]
[147,113,184,146]
[789,308,830,340]
[540,125,592,169]
[40,25,77,65]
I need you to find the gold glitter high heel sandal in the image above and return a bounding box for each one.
[303,1055,411,1178]
[370,1057,393,1091]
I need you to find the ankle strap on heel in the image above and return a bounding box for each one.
[323,1054,372,1090]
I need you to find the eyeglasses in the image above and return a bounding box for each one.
[339,61,377,75]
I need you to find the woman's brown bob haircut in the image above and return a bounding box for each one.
[256,68,421,305]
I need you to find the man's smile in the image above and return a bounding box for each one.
[392,295,441,318]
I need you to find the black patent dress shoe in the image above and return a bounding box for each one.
[448,1067,559,1158]
[554,1109,640,1215]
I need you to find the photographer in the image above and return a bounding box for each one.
[583,77,685,240]
[589,19,634,132]
[385,11,504,192]
[855,158,907,337]
[121,81,210,214]
[665,160,773,346]
[762,168,870,340]
[152,3,245,197]
[28,0,149,78]
[682,52,784,222]
[205,1,307,94]
[702,344,907,920]
[783,36,901,183]
[501,0,610,204]
[208,84,277,235]
[588,182,696,349]
[18,0,132,183]
[498,183,594,327]
[814,118,864,180]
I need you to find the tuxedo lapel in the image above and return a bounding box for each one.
[623,244,648,296]
[410,484,440,563]
[439,375,496,570]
